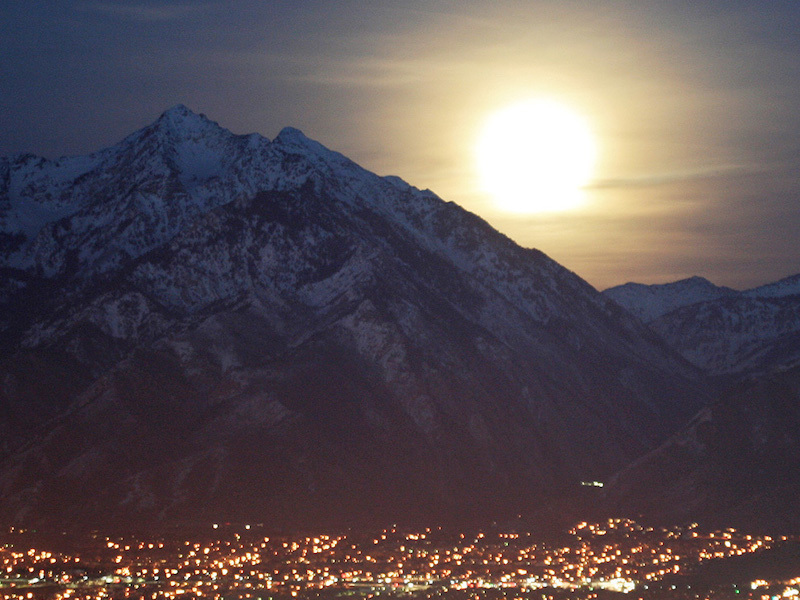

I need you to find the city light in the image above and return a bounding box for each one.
[0,520,793,599]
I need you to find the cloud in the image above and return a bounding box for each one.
[587,164,758,190]
[76,1,216,22]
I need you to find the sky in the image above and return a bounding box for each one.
[2,1,800,290]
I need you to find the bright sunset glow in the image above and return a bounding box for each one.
[477,99,596,213]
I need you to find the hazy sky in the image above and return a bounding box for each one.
[2,1,800,290]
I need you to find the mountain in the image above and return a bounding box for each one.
[602,277,738,323]
[603,364,800,532]
[744,273,800,299]
[649,296,800,377]
[0,106,707,530]
[603,275,800,377]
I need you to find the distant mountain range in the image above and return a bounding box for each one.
[601,274,800,531]
[603,277,738,323]
[604,275,800,376]
[0,106,707,530]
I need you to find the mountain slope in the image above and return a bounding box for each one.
[603,275,800,377]
[744,273,800,299]
[0,106,707,529]
[603,365,800,532]
[649,295,800,376]
[602,277,738,323]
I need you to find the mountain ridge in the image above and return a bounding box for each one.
[0,106,707,529]
[603,363,800,532]
[603,276,738,323]
[603,273,800,377]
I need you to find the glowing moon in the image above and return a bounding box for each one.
[477,99,596,213]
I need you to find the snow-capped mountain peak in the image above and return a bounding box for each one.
[603,276,737,323]
[144,105,245,178]
[604,272,800,377]
[269,125,374,192]
[744,273,800,299]
[274,126,313,147]
[156,103,219,135]
[0,106,708,528]
[158,103,213,127]
[1,107,272,275]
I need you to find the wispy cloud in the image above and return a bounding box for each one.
[76,1,216,22]
[587,164,758,190]
[291,56,437,88]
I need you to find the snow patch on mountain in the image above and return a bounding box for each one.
[22,291,171,348]
[606,273,800,376]
[603,276,738,323]
[650,296,800,375]
[0,105,710,528]
[744,273,800,299]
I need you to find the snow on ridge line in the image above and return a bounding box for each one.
[2,103,559,309]
[1,107,258,240]
[602,276,738,323]
[0,105,460,280]
[605,271,800,325]
[744,273,800,299]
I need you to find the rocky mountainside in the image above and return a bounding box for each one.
[603,364,800,532]
[649,296,800,377]
[603,277,738,323]
[603,275,800,377]
[744,273,800,299]
[0,106,707,530]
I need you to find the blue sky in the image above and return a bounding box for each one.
[3,1,800,289]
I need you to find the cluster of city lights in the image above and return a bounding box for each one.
[0,519,794,599]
